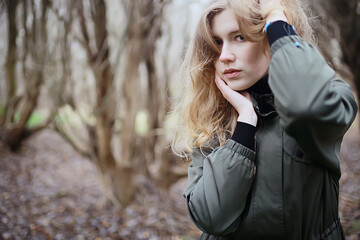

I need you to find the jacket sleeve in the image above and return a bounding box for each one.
[183,139,255,235]
[268,35,358,175]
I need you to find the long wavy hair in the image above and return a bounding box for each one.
[172,0,314,157]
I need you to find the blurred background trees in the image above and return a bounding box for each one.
[0,0,359,238]
[0,0,59,151]
[0,0,195,208]
[310,0,360,103]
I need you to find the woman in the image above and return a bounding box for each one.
[173,0,358,239]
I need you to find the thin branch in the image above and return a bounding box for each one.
[54,122,92,159]
[77,0,93,61]
[53,109,92,159]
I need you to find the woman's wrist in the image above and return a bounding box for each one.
[231,122,256,150]
[237,111,257,127]
[265,21,297,45]
[266,9,288,24]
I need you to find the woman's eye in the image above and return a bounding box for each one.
[215,39,223,46]
[235,35,244,41]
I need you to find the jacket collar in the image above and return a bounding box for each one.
[248,76,277,119]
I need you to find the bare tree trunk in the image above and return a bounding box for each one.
[1,0,51,151]
[91,0,116,171]
[57,0,171,207]
[143,3,171,183]
[77,0,134,207]
[50,1,75,109]
[120,0,146,169]
[121,0,170,182]
[311,0,360,106]
[1,0,19,126]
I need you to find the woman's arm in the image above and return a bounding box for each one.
[261,1,358,175]
[269,35,357,175]
[183,140,255,235]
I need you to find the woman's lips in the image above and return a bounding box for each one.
[224,70,242,79]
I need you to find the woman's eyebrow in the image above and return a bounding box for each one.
[228,29,241,35]
[212,29,241,39]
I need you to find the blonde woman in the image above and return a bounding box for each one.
[173,0,358,239]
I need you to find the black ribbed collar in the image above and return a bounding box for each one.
[247,76,277,118]
[248,75,272,95]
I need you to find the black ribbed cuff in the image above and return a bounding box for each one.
[266,21,296,46]
[231,122,256,151]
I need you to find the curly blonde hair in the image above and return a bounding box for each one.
[172,0,315,157]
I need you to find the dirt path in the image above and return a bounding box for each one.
[339,121,360,240]
[0,129,201,240]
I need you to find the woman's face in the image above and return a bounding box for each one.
[212,8,270,91]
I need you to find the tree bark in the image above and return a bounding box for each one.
[1,0,50,150]
[143,0,171,182]
[120,0,145,168]
[92,0,116,171]
[121,0,170,181]
[2,0,18,126]
[76,0,135,207]
[311,0,360,106]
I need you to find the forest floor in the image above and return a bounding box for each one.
[0,123,359,240]
[0,129,201,240]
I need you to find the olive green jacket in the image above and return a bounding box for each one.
[183,36,358,240]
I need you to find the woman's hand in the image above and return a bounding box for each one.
[215,73,258,126]
[259,0,288,23]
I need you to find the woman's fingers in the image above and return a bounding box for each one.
[214,73,258,126]
[214,73,226,94]
[259,0,287,22]
[240,91,252,102]
[259,0,281,10]
[215,73,238,102]
[214,73,252,110]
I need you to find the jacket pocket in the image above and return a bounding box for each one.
[282,133,312,164]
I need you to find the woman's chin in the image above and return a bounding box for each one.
[227,83,247,91]
[226,80,256,91]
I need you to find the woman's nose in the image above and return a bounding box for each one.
[219,44,235,62]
